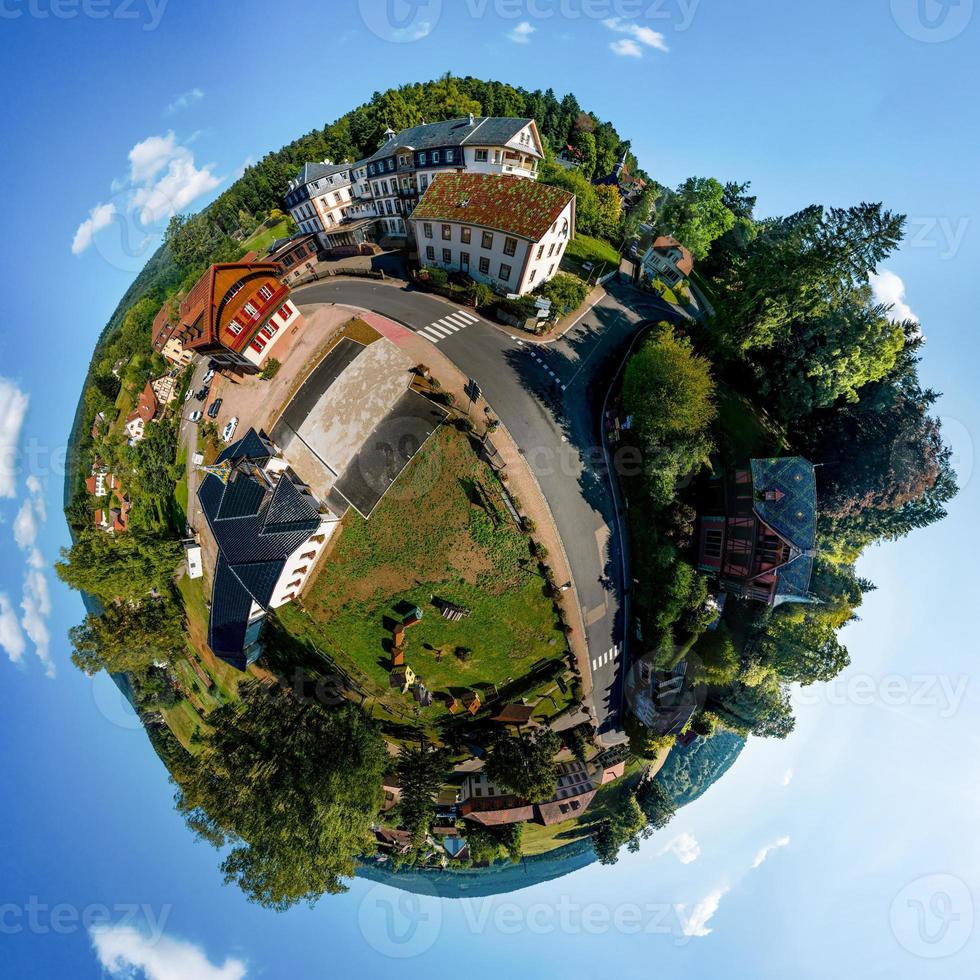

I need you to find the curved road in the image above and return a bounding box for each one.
[292,275,679,744]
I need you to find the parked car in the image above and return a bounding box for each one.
[222,417,239,442]
[207,398,223,419]
[195,386,209,402]
[188,410,202,423]
[203,368,216,385]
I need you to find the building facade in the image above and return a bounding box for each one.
[641,236,694,287]
[281,116,544,248]
[409,172,575,296]
[197,429,341,669]
[152,263,301,374]
[696,457,819,607]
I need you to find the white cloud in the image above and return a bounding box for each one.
[752,835,791,869]
[72,202,117,255]
[679,886,729,937]
[604,16,669,54]
[391,21,432,41]
[781,768,794,786]
[0,379,29,498]
[21,568,53,678]
[870,269,919,324]
[507,20,535,43]
[130,147,222,225]
[610,38,643,57]
[13,496,36,552]
[166,87,204,115]
[658,831,701,864]
[91,926,247,980]
[0,593,26,665]
[73,131,222,253]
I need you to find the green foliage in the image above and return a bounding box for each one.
[708,674,795,740]
[622,324,717,507]
[260,358,282,381]
[69,595,186,678]
[690,625,740,687]
[56,532,182,605]
[537,272,588,315]
[465,823,523,865]
[636,779,676,831]
[485,727,562,800]
[175,680,387,909]
[422,265,449,287]
[395,741,452,851]
[655,177,736,261]
[591,791,647,865]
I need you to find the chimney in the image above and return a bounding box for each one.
[468,112,475,126]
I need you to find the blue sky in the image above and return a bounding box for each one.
[1,1,978,976]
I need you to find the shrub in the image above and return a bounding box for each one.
[260,358,281,380]
[423,266,449,288]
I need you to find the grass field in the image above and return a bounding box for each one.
[241,218,292,256]
[562,234,621,280]
[278,425,568,719]
[715,385,786,466]
[521,757,646,856]
[174,447,188,519]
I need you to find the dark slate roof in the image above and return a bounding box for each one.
[209,556,255,662]
[295,161,352,186]
[751,457,817,551]
[774,553,816,602]
[364,116,536,164]
[219,429,274,465]
[199,429,323,664]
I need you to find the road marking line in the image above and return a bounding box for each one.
[456,310,478,323]
[436,319,462,332]
[427,323,452,337]
[418,328,442,343]
[592,659,598,670]
[444,312,470,327]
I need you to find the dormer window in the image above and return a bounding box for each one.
[446,149,455,162]
[419,151,427,164]
[228,320,243,336]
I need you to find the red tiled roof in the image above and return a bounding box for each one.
[491,703,535,725]
[411,173,574,242]
[653,236,694,276]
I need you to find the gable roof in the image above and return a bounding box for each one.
[653,236,694,276]
[295,161,351,186]
[411,172,574,242]
[198,429,323,660]
[365,116,538,164]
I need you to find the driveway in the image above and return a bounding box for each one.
[291,276,680,743]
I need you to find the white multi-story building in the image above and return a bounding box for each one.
[283,116,544,247]
[409,172,575,296]
[283,161,357,240]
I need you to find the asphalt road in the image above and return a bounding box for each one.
[292,276,679,743]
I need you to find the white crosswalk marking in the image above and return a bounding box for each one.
[416,307,479,343]
[592,644,620,672]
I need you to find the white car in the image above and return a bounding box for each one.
[203,368,216,385]
[188,410,202,423]
[222,417,239,442]
[184,387,193,402]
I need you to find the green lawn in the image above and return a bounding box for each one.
[562,234,621,280]
[241,218,292,256]
[276,426,568,719]
[174,447,188,519]
[521,757,646,856]
[715,385,787,467]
